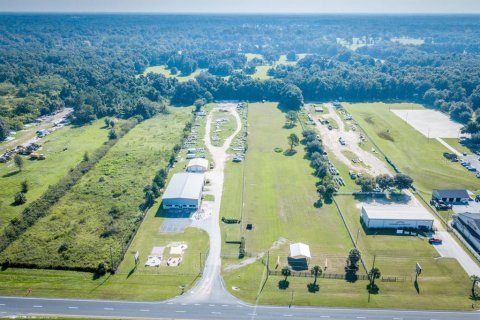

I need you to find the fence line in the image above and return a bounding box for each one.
[267,270,406,282]
[332,197,369,274]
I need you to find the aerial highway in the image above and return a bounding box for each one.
[1,295,479,320]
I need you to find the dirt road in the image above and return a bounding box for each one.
[174,103,242,303]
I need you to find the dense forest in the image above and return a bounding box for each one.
[1,14,480,139]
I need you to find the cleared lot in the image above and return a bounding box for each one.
[392,109,464,138]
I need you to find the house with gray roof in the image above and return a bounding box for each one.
[432,189,470,204]
[453,212,480,254]
[162,172,205,210]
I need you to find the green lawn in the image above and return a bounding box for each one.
[343,103,480,200]
[0,108,193,270]
[221,102,352,269]
[0,120,108,231]
[142,65,207,82]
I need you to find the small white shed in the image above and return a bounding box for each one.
[289,243,311,259]
[186,158,209,173]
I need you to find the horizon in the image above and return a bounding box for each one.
[1,0,480,14]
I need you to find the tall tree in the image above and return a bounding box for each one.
[287,133,300,152]
[14,154,24,172]
[0,118,8,142]
[471,275,480,298]
[394,173,414,190]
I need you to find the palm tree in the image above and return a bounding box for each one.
[470,275,480,298]
[311,265,322,284]
[369,267,381,287]
[282,265,292,282]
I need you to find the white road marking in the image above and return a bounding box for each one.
[140,309,150,312]
[104,307,114,310]
[176,310,186,313]
[0,304,5,306]
[236,305,243,307]
[248,313,257,316]
[194,303,201,306]
[212,311,221,314]
[393,318,403,320]
[222,304,228,307]
[209,304,215,307]
[356,317,366,319]
[167,302,174,305]
[68,306,78,309]
[320,317,330,318]
[32,305,43,308]
[283,315,293,317]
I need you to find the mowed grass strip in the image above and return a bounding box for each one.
[343,103,480,199]
[0,108,192,270]
[0,120,108,231]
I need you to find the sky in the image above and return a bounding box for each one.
[1,0,480,14]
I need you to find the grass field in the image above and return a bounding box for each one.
[0,120,108,231]
[221,102,475,310]
[221,102,352,268]
[142,65,207,82]
[0,108,193,270]
[343,103,480,200]
[249,54,308,80]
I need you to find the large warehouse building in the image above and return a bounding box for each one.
[361,205,434,230]
[162,172,205,210]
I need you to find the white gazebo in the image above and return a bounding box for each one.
[289,243,311,260]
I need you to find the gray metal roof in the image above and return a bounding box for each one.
[432,189,469,199]
[162,172,204,200]
[457,212,480,230]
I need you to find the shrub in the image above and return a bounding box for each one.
[13,192,27,205]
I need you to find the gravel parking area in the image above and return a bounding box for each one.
[392,109,464,138]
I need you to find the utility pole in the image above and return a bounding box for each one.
[368,254,376,303]
[109,246,114,273]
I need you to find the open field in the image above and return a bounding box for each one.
[0,108,192,270]
[142,65,207,81]
[0,120,108,231]
[343,103,480,199]
[249,54,308,79]
[221,102,352,277]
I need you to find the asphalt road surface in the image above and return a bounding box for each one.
[1,296,479,319]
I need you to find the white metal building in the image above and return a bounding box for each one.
[289,243,311,259]
[361,205,434,230]
[162,172,205,210]
[186,158,209,173]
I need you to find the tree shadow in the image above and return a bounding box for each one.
[283,149,297,156]
[345,270,358,283]
[307,282,319,293]
[2,171,20,178]
[414,279,421,294]
[367,283,379,294]
[278,280,290,290]
[127,265,137,279]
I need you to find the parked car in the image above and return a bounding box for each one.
[428,237,443,244]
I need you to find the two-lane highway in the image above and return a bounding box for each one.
[1,296,479,319]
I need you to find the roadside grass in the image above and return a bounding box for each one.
[0,265,200,300]
[343,103,480,200]
[0,120,108,231]
[142,65,207,82]
[223,259,473,310]
[0,108,192,270]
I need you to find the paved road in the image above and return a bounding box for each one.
[436,137,463,157]
[1,296,479,319]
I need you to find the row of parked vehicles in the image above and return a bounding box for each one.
[429,198,453,210]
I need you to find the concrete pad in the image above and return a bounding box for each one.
[159,218,191,233]
[391,109,464,138]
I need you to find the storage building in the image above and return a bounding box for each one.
[432,189,470,204]
[361,205,434,230]
[453,212,480,254]
[186,158,209,173]
[162,172,205,210]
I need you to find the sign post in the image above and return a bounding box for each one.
[415,262,422,282]
[134,251,139,265]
